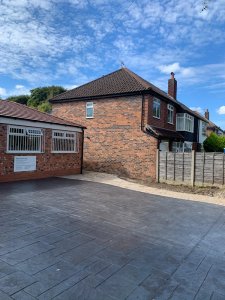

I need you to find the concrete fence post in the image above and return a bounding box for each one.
[191,150,196,187]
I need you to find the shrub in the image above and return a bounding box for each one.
[203,133,225,152]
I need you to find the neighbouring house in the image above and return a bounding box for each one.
[0,100,85,182]
[204,109,224,136]
[50,67,206,181]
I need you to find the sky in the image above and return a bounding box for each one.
[0,0,225,129]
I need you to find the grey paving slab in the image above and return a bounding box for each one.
[0,260,18,279]
[37,269,90,300]
[53,279,116,300]
[12,290,36,300]
[0,271,35,295]
[15,251,61,275]
[0,290,13,300]
[0,241,55,265]
[0,178,225,299]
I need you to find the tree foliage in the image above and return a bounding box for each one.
[7,95,30,105]
[203,133,225,152]
[7,86,66,113]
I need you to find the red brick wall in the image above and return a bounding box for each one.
[52,95,158,181]
[147,95,176,131]
[0,125,83,182]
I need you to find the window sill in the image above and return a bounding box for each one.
[168,122,174,125]
[6,151,43,154]
[86,117,94,119]
[153,116,160,119]
[51,151,78,154]
[176,129,194,133]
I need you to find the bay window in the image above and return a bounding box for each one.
[176,113,194,133]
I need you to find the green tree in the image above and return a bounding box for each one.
[7,86,66,113]
[37,101,52,113]
[28,86,66,108]
[203,133,225,152]
[7,95,30,105]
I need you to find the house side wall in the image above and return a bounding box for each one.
[0,125,83,182]
[147,95,176,131]
[52,96,158,181]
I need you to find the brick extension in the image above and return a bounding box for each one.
[0,100,85,182]
[0,125,83,182]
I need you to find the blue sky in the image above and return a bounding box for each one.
[0,0,225,128]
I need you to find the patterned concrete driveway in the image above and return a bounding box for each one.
[0,178,225,300]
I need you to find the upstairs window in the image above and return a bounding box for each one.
[7,126,44,153]
[201,121,207,136]
[153,98,160,119]
[86,102,94,118]
[52,130,78,153]
[167,104,174,124]
[176,113,194,133]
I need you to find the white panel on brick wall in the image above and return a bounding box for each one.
[14,156,36,172]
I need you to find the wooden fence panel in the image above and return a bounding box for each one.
[158,150,225,186]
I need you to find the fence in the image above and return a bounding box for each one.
[157,150,225,186]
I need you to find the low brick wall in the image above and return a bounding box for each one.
[0,125,83,182]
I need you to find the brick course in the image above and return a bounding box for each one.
[0,125,83,182]
[52,95,158,181]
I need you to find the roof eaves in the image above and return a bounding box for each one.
[49,90,149,103]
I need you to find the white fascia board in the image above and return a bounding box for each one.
[0,117,82,132]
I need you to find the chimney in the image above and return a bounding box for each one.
[205,109,209,120]
[168,72,177,100]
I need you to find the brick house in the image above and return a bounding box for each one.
[0,100,85,182]
[50,67,206,181]
[204,109,224,136]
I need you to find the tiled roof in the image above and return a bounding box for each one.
[0,100,85,128]
[50,67,176,102]
[146,125,184,140]
[50,67,206,122]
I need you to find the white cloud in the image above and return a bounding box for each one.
[64,84,77,90]
[158,63,181,74]
[0,85,31,98]
[0,0,224,93]
[217,106,225,115]
[15,85,25,89]
[190,107,204,114]
[158,63,193,77]
[0,87,7,97]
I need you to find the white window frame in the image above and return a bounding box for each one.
[176,113,194,133]
[183,141,193,152]
[201,121,207,136]
[52,130,78,153]
[172,141,184,153]
[7,125,44,154]
[86,102,94,118]
[153,98,161,119]
[167,104,174,124]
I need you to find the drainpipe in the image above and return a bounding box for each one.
[80,128,84,174]
[141,93,145,132]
